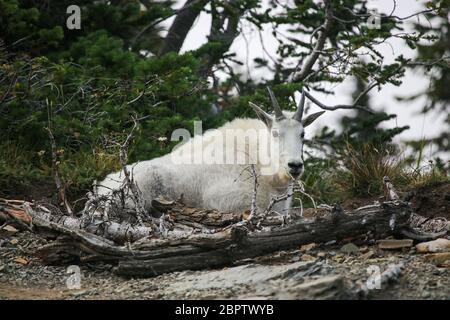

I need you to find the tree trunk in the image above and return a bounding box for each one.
[158,0,209,56]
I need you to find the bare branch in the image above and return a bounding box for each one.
[295,181,317,214]
[45,108,73,215]
[408,56,450,68]
[341,6,435,21]
[302,57,449,114]
[302,88,375,113]
[117,117,147,225]
[301,57,450,114]
[289,0,334,82]
[249,164,258,220]
[388,8,436,21]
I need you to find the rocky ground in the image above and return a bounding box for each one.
[0,229,449,300]
[0,181,449,300]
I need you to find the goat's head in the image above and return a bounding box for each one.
[249,87,324,180]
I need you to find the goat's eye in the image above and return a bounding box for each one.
[300,132,305,139]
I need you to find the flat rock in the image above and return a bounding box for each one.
[239,275,347,300]
[416,238,450,253]
[167,261,317,293]
[378,239,413,250]
[424,252,450,266]
[159,260,348,299]
[292,275,346,299]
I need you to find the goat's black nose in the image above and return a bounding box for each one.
[288,162,303,170]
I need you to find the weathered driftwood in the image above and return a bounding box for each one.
[0,199,151,244]
[1,197,418,277]
[4,194,446,278]
[115,202,414,277]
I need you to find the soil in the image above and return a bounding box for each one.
[0,182,449,300]
[339,181,450,219]
[406,182,450,219]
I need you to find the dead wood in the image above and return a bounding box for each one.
[3,192,446,278]
[0,198,151,245]
[1,197,418,277]
[399,228,448,242]
[45,127,73,215]
[106,202,416,277]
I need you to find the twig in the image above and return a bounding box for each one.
[249,164,259,220]
[284,182,294,217]
[294,181,317,214]
[117,117,147,226]
[45,126,73,215]
[383,176,400,201]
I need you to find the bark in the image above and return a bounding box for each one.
[3,197,443,278]
[116,202,413,277]
[0,199,151,245]
[1,198,417,277]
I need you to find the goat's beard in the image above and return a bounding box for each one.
[285,169,303,182]
[270,168,300,187]
[258,163,302,187]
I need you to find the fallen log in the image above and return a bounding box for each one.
[0,198,151,244]
[4,195,445,278]
[1,197,417,277]
[116,201,413,277]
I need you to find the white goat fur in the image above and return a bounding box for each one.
[97,110,321,213]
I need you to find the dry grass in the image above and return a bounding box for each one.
[407,160,449,189]
[305,143,449,201]
[334,143,410,197]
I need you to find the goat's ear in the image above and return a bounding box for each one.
[249,102,273,128]
[302,111,325,127]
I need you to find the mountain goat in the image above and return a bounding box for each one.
[97,88,324,214]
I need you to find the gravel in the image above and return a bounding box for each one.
[1,230,449,300]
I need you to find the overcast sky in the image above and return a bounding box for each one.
[163,0,449,160]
